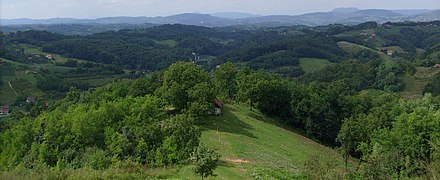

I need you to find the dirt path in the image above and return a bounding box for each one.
[8,82,18,95]
[225,158,251,164]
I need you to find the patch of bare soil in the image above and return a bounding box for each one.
[225,158,251,163]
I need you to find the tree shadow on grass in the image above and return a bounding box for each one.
[218,160,235,168]
[201,106,256,139]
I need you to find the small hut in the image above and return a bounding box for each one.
[213,99,224,116]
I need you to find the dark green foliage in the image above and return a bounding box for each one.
[338,94,440,178]
[0,64,205,171]
[305,61,377,91]
[1,22,440,179]
[424,72,440,96]
[246,51,300,70]
[221,36,348,64]
[306,60,410,92]
[253,78,292,118]
[236,69,292,116]
[190,145,221,179]
[236,69,271,110]
[353,49,380,63]
[10,30,66,45]
[178,37,227,56]
[36,75,90,92]
[290,81,349,144]
[42,38,187,70]
[214,62,238,101]
[157,62,214,115]
[372,63,406,92]
[337,91,400,159]
[416,45,440,67]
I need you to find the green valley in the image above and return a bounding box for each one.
[1,20,440,179]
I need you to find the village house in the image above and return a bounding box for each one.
[0,105,9,115]
[27,96,36,104]
[434,64,440,68]
[387,49,394,56]
[46,54,53,60]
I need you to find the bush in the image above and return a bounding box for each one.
[82,148,111,170]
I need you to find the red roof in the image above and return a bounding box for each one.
[214,99,223,109]
[0,105,9,113]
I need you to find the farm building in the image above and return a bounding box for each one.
[212,99,224,116]
[387,49,394,56]
[46,54,53,60]
[0,105,9,114]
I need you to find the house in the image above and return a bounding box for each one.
[45,54,53,60]
[387,49,394,56]
[27,96,36,104]
[377,52,385,55]
[212,99,224,116]
[434,64,440,68]
[0,105,9,114]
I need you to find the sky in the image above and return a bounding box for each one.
[2,0,440,19]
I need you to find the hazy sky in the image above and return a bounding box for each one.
[2,0,440,19]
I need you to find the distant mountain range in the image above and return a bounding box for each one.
[1,8,440,28]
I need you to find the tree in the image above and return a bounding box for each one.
[157,62,212,112]
[188,82,215,118]
[214,62,238,101]
[190,145,221,180]
[254,79,292,117]
[424,73,440,96]
[236,69,272,110]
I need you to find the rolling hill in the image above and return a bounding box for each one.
[0,104,349,179]
[0,43,126,105]
[2,8,440,28]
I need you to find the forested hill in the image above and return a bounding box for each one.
[4,21,440,73]
[1,20,440,179]
[0,62,439,179]
[2,21,440,104]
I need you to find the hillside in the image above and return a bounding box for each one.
[400,67,440,99]
[184,104,346,179]
[2,8,440,28]
[0,43,127,105]
[0,104,347,179]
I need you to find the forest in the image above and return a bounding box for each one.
[0,21,440,179]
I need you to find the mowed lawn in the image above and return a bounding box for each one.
[172,104,347,179]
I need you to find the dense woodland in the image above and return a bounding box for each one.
[1,21,440,178]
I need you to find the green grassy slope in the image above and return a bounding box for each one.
[400,67,440,99]
[0,44,125,104]
[299,58,334,73]
[0,58,45,104]
[172,104,347,179]
[337,41,374,55]
[0,104,350,179]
